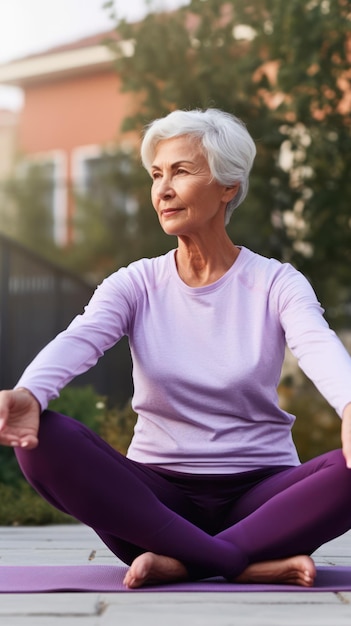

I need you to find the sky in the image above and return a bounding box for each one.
[0,0,189,110]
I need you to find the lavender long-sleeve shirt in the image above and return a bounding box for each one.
[17,247,351,473]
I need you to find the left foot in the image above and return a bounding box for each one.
[233,555,316,587]
[123,552,188,589]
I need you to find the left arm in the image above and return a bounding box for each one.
[274,265,351,460]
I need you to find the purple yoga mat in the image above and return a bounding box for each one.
[1,565,351,593]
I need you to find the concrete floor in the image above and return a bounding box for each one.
[1,524,351,625]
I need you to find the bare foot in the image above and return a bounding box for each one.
[233,555,316,587]
[123,552,188,589]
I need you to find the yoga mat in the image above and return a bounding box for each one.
[1,565,351,593]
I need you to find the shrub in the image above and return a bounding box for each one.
[0,481,73,526]
[48,385,106,432]
[279,375,341,462]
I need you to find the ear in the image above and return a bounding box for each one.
[222,182,240,203]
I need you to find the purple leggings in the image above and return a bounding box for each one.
[15,410,351,580]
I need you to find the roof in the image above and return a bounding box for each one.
[0,30,124,87]
[13,30,119,62]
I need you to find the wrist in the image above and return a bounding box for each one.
[15,387,41,409]
[342,403,351,421]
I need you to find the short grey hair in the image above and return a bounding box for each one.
[141,108,257,225]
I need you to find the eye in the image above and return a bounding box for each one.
[151,171,161,180]
[175,168,188,175]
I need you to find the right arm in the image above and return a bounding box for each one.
[15,268,135,410]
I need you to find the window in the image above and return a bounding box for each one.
[17,151,67,246]
[72,145,138,219]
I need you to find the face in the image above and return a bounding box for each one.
[150,135,236,238]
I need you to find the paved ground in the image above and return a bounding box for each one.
[0,525,351,625]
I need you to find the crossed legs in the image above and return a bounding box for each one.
[15,411,351,587]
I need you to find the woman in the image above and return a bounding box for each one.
[1,108,351,589]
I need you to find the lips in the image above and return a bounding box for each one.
[161,208,184,217]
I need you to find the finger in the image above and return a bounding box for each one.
[0,435,20,447]
[342,436,351,468]
[0,407,8,429]
[343,447,351,469]
[0,396,11,429]
[18,435,39,450]
[0,431,37,449]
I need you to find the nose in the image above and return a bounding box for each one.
[154,176,176,200]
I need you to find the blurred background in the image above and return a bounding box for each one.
[0,0,350,521]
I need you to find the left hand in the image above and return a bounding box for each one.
[341,403,351,468]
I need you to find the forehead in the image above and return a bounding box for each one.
[152,135,206,166]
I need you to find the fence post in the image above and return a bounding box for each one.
[0,238,10,390]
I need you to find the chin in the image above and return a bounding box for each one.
[159,222,182,236]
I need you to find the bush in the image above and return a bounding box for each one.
[98,401,137,455]
[48,385,106,432]
[279,375,341,462]
[0,481,73,526]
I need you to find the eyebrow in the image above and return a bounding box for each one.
[151,160,195,171]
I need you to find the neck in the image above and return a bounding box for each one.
[175,233,239,287]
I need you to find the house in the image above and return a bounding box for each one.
[0,31,139,246]
[0,108,18,179]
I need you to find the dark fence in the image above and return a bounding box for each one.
[0,233,133,405]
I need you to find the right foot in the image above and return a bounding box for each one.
[233,555,316,587]
[123,552,188,589]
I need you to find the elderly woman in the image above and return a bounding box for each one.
[1,108,351,589]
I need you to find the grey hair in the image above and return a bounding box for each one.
[140,108,257,225]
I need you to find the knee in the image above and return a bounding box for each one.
[326,448,350,472]
[323,448,351,490]
[15,410,82,482]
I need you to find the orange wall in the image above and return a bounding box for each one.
[19,69,138,154]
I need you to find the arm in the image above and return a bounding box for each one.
[276,265,351,419]
[15,268,135,410]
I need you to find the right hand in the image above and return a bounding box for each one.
[0,388,41,449]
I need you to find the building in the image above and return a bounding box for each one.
[0,31,139,246]
[0,108,18,179]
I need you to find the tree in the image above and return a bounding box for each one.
[106,0,351,322]
[1,163,62,264]
[251,0,351,324]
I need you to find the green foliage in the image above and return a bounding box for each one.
[48,385,106,432]
[0,446,24,487]
[254,0,351,321]
[98,400,137,456]
[0,163,63,265]
[279,374,341,462]
[0,481,74,526]
[48,384,137,455]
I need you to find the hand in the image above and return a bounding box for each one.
[0,388,41,449]
[341,403,351,469]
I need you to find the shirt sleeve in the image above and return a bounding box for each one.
[272,263,351,418]
[15,268,136,411]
